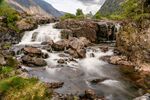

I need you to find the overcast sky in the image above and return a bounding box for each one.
[44,0,105,14]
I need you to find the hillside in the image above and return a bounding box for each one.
[6,0,63,17]
[99,0,124,16]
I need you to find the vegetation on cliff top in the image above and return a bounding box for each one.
[0,0,19,31]
[60,8,85,20]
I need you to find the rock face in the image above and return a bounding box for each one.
[6,0,63,17]
[55,19,117,43]
[116,20,150,66]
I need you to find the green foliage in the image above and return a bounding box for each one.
[0,66,13,75]
[93,12,102,19]
[76,8,84,16]
[61,9,85,20]
[60,13,76,20]
[0,0,19,31]
[0,76,52,99]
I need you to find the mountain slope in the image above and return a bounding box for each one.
[6,0,63,17]
[99,0,124,16]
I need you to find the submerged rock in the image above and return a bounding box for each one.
[57,59,66,64]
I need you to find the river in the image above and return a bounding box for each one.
[15,23,138,100]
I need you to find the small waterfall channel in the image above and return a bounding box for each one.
[15,23,138,100]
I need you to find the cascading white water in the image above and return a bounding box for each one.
[18,23,137,99]
[20,23,61,45]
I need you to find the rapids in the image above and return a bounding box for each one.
[16,23,138,100]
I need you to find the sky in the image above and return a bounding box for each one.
[44,0,105,14]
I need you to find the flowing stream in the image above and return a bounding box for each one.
[16,23,138,100]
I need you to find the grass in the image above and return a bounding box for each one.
[0,76,52,100]
[0,65,52,99]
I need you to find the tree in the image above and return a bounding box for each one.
[76,8,84,16]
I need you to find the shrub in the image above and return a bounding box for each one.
[93,12,102,19]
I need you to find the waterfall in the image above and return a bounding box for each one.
[20,23,61,45]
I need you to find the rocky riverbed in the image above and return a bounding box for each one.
[8,21,149,100]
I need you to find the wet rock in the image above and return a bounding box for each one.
[90,53,95,57]
[0,54,6,65]
[97,22,116,42]
[90,78,108,84]
[52,39,69,51]
[21,55,47,67]
[32,32,38,41]
[100,46,109,53]
[133,93,150,100]
[42,53,49,59]
[57,59,66,64]
[42,46,52,52]
[46,82,64,89]
[77,49,86,58]
[41,40,54,46]
[58,53,69,57]
[23,47,42,56]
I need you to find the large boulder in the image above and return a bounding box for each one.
[23,47,48,59]
[21,55,47,67]
[66,37,88,58]
[52,39,69,51]
[23,47,42,56]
